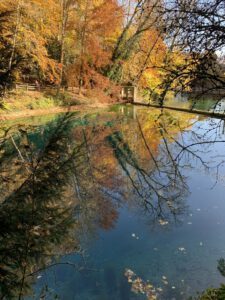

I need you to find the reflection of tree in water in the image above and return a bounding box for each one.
[0,114,80,299]
[0,113,120,299]
[114,109,225,300]
[108,130,188,224]
[107,112,190,225]
[107,108,225,226]
[1,108,225,299]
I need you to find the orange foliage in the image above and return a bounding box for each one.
[66,0,123,92]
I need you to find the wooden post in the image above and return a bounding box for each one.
[133,87,137,102]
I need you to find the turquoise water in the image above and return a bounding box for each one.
[163,93,225,113]
[1,105,225,299]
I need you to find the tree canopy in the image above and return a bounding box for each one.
[0,0,224,101]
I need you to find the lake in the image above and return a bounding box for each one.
[1,104,225,300]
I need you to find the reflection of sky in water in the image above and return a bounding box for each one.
[34,174,225,299]
[30,111,225,300]
[1,106,225,300]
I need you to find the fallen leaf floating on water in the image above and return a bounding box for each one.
[124,268,161,299]
[159,219,169,226]
[162,276,169,285]
[124,269,135,277]
[131,233,140,239]
[178,247,186,252]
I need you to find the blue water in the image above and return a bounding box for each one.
[1,105,225,300]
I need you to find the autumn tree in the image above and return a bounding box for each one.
[152,0,225,102]
[108,0,165,83]
[0,0,60,94]
[65,0,123,93]
[57,0,77,89]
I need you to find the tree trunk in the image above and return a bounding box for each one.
[58,0,68,92]
[8,0,22,72]
[78,0,90,95]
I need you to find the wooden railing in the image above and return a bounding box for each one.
[15,83,37,91]
[15,83,58,91]
[14,84,84,92]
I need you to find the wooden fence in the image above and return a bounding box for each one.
[15,83,58,91]
[15,83,37,91]
[15,84,84,93]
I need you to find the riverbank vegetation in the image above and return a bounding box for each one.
[0,0,224,109]
[0,90,74,112]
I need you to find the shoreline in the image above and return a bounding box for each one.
[0,103,113,121]
[2,101,225,122]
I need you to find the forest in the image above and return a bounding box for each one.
[1,1,225,300]
[0,0,224,106]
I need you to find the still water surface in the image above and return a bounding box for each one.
[1,104,225,299]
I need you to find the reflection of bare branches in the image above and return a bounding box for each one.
[1,107,225,298]
[27,261,100,279]
[155,111,225,188]
[108,127,188,225]
[136,115,160,172]
[107,108,225,227]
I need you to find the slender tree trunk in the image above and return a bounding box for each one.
[78,0,89,95]
[58,0,68,92]
[8,0,22,72]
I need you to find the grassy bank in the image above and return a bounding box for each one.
[0,89,77,113]
[0,89,117,121]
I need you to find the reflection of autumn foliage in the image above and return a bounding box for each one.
[105,107,197,224]
[0,112,124,298]
[0,106,208,298]
[97,198,118,230]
